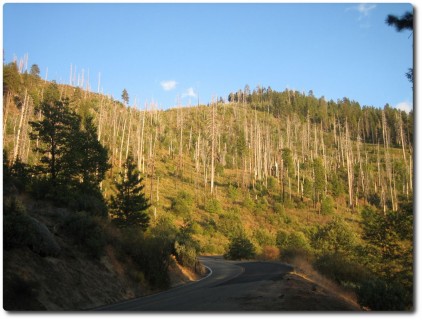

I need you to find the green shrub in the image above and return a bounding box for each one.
[204,198,222,214]
[286,231,311,251]
[217,211,243,238]
[224,235,256,260]
[311,217,356,255]
[171,191,194,217]
[253,228,275,247]
[174,241,197,270]
[276,229,289,248]
[141,235,173,289]
[320,196,335,215]
[62,212,106,259]
[114,227,172,289]
[313,253,370,287]
[227,184,239,201]
[273,202,285,215]
[357,277,412,311]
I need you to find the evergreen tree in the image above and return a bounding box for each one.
[30,64,40,78]
[110,155,150,230]
[121,88,129,105]
[386,11,413,85]
[3,62,21,94]
[29,97,80,184]
[67,115,110,189]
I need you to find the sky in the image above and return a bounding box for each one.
[2,2,414,111]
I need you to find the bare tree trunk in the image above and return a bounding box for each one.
[125,108,132,160]
[13,90,28,162]
[210,100,216,195]
[345,120,354,209]
[119,112,127,169]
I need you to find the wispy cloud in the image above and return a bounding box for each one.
[160,80,177,91]
[182,87,197,98]
[356,3,376,19]
[395,101,413,113]
[346,3,376,26]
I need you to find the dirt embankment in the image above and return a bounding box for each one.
[235,258,361,311]
[236,271,360,311]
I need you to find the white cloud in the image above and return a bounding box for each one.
[182,87,197,98]
[160,80,177,91]
[356,3,376,18]
[346,3,376,22]
[395,101,413,113]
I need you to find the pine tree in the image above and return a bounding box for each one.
[30,64,40,78]
[121,88,129,105]
[29,97,80,184]
[110,155,150,230]
[69,115,110,189]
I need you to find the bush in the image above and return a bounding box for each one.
[224,235,256,260]
[217,211,243,238]
[114,225,175,289]
[286,231,311,251]
[276,229,289,248]
[253,228,275,247]
[273,202,285,215]
[62,211,106,259]
[204,198,222,214]
[171,191,194,217]
[357,277,412,311]
[174,241,197,270]
[313,253,370,287]
[320,196,335,215]
[311,217,356,255]
[140,236,173,289]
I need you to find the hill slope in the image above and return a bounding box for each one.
[3,62,414,310]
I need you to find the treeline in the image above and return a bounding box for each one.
[228,85,413,148]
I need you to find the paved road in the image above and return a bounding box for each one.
[94,256,293,311]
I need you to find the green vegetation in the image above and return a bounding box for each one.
[224,235,256,260]
[3,60,413,309]
[110,155,150,230]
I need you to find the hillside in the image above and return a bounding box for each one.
[3,62,414,311]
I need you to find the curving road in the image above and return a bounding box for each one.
[94,256,293,311]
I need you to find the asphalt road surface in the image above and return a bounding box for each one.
[94,256,293,311]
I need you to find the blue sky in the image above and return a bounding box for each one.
[3,2,413,111]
